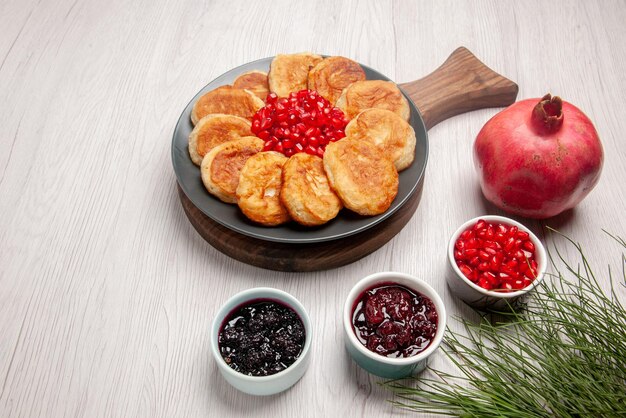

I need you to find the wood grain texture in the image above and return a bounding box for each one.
[178,180,423,271]
[400,47,519,129]
[1,0,625,417]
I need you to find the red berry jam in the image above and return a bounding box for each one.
[218,299,305,376]
[351,283,438,358]
[250,89,348,158]
[454,219,539,292]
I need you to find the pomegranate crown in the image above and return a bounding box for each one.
[532,93,563,134]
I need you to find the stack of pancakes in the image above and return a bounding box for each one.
[188,53,416,227]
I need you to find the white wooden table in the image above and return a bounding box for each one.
[1,0,625,416]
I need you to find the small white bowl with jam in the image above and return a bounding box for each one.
[343,272,446,378]
[210,287,311,396]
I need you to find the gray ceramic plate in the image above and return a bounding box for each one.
[171,57,428,244]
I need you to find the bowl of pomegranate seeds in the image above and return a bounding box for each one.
[210,287,312,396]
[447,215,547,310]
[343,272,446,378]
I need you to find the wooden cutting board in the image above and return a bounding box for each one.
[178,47,518,271]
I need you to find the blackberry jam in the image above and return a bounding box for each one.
[351,283,438,358]
[218,299,305,376]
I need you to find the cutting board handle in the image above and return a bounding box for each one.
[399,47,519,130]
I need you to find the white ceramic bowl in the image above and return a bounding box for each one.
[343,272,446,379]
[210,287,312,396]
[446,215,547,310]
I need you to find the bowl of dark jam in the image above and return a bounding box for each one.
[210,287,311,396]
[343,272,446,378]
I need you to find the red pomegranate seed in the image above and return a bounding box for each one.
[478,277,492,290]
[523,240,535,252]
[460,230,473,240]
[478,261,490,271]
[504,259,518,269]
[467,238,481,249]
[512,279,525,290]
[260,118,272,130]
[504,237,516,252]
[490,254,502,271]
[519,261,529,273]
[459,264,472,278]
[474,219,487,231]
[482,271,497,285]
[464,248,478,258]
[483,240,499,250]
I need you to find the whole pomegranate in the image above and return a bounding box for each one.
[474,94,603,218]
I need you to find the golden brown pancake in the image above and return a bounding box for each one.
[307,56,366,104]
[188,114,252,166]
[345,108,416,171]
[200,136,264,203]
[323,137,398,216]
[191,87,264,125]
[268,53,323,97]
[335,80,410,121]
[233,70,269,101]
[281,153,342,226]
[236,152,290,226]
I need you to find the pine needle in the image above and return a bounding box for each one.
[383,230,626,417]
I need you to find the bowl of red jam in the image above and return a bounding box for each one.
[343,272,446,378]
[447,215,547,310]
[210,288,311,396]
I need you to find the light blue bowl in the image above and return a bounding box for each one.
[210,287,312,396]
[343,272,446,379]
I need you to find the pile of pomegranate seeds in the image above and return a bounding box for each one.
[454,219,539,292]
[251,90,348,158]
